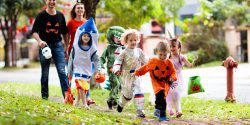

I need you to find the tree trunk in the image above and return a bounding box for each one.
[81,0,100,20]
[0,18,11,67]
[0,14,18,67]
[3,40,11,67]
[11,12,18,67]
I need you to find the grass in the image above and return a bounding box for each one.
[182,61,222,70]
[0,61,40,71]
[195,61,222,68]
[0,83,250,124]
[0,83,139,125]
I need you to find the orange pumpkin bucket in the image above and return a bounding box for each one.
[94,72,106,83]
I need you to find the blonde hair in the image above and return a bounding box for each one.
[121,29,140,45]
[155,41,169,53]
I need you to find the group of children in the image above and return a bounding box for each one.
[66,18,193,121]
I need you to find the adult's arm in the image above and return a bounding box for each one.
[32,13,47,48]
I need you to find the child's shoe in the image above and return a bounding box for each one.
[107,100,113,110]
[117,104,123,112]
[154,109,160,118]
[87,98,95,105]
[113,101,117,106]
[169,110,174,117]
[137,110,146,118]
[176,112,183,118]
[74,101,80,107]
[159,116,170,121]
[137,113,146,118]
[82,104,90,109]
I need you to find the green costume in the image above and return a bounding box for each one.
[100,26,125,109]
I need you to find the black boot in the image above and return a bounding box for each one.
[117,104,123,112]
[107,100,112,110]
[113,101,117,106]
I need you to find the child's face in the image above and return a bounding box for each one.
[127,34,138,49]
[170,42,179,55]
[157,51,168,60]
[81,34,90,45]
[112,36,121,45]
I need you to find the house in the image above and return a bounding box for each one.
[140,0,250,63]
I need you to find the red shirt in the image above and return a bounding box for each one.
[67,18,87,54]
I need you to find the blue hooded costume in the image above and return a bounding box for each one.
[68,17,101,83]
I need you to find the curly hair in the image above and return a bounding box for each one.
[121,29,140,45]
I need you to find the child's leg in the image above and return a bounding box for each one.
[86,89,95,105]
[107,73,120,109]
[133,80,145,117]
[134,94,145,117]
[80,89,88,107]
[175,92,182,117]
[86,89,90,98]
[155,90,168,121]
[117,94,132,112]
[166,91,174,116]
[75,79,82,106]
[117,74,133,112]
[74,89,80,106]
[118,94,132,108]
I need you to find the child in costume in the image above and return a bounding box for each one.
[113,29,148,118]
[68,18,101,108]
[100,26,125,110]
[133,42,177,121]
[67,3,95,106]
[166,38,193,118]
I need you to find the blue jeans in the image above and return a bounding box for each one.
[39,42,69,99]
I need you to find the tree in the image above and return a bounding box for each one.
[199,0,249,27]
[0,0,43,67]
[179,0,249,65]
[97,0,184,32]
[80,0,100,19]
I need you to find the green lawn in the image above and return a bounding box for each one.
[196,61,222,68]
[0,83,250,124]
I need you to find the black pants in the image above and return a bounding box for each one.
[155,90,166,117]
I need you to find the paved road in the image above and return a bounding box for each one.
[1,63,250,104]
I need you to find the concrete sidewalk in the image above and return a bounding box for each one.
[0,63,250,103]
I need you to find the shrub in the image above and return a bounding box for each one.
[182,34,228,65]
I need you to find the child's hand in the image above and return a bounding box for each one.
[169,78,174,83]
[168,78,177,89]
[68,74,72,81]
[191,55,199,67]
[115,71,122,75]
[109,67,113,72]
[170,83,178,89]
